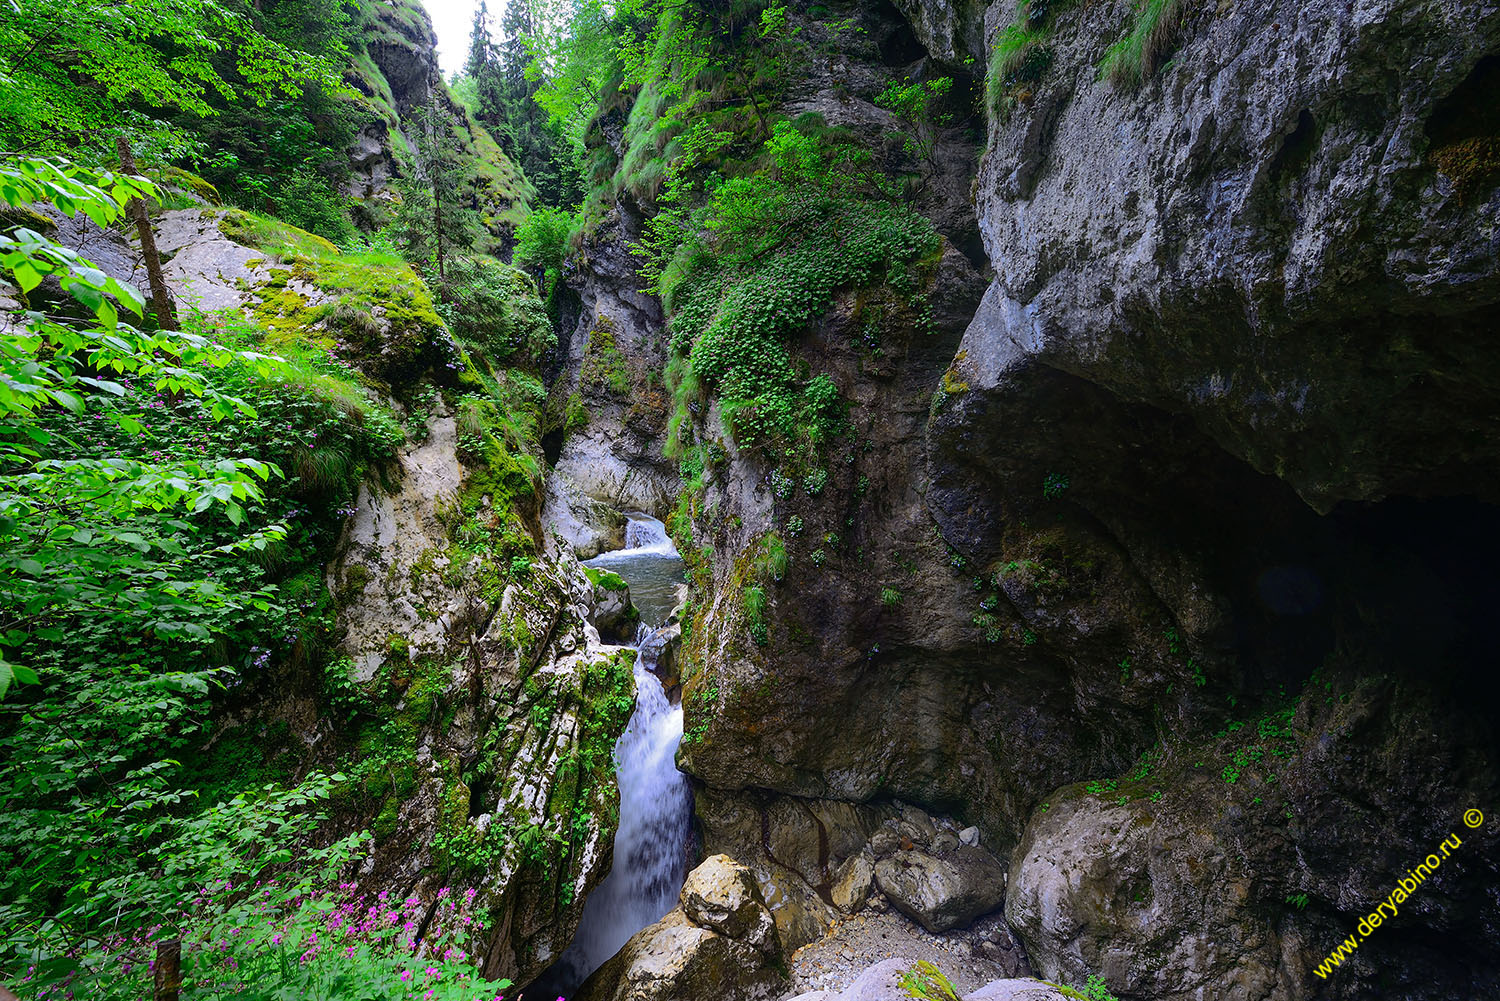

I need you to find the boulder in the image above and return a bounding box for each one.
[573,855,785,1001]
[825,958,912,1001]
[830,853,875,914]
[868,825,903,858]
[755,862,834,953]
[800,961,1070,1001]
[571,909,784,1001]
[680,854,777,953]
[586,569,636,643]
[958,827,981,847]
[962,981,1071,1001]
[874,847,1006,933]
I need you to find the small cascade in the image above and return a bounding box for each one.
[585,515,685,625]
[597,513,679,560]
[531,517,691,996]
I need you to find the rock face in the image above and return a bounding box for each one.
[532,0,1500,998]
[969,0,1500,512]
[874,847,1007,934]
[340,0,533,249]
[543,214,679,545]
[574,855,786,1001]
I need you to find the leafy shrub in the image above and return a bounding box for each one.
[442,255,556,370]
[512,205,574,294]
[273,169,357,244]
[655,120,939,459]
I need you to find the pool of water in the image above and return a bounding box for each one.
[585,514,686,628]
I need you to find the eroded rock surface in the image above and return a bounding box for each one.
[969,0,1500,511]
[874,847,1006,934]
[575,855,787,1001]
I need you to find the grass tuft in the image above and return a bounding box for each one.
[1100,0,1188,87]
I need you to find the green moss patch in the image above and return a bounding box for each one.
[580,315,632,396]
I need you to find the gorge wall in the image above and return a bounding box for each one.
[540,0,1500,998]
[23,0,1495,995]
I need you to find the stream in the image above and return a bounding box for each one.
[532,515,692,997]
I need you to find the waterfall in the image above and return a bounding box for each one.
[599,513,679,560]
[531,518,692,997]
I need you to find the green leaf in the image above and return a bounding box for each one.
[11,260,42,292]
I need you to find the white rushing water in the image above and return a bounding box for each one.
[533,517,692,996]
[599,513,681,559]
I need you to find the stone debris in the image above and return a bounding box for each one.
[779,905,1030,999]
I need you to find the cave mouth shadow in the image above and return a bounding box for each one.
[1324,494,1500,717]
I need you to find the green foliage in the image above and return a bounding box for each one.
[874,76,954,162]
[743,584,768,646]
[987,0,1073,119]
[0,158,415,993]
[753,533,789,584]
[15,850,515,1000]
[1100,0,1188,87]
[441,255,556,370]
[1043,471,1070,498]
[899,960,961,1001]
[881,587,903,606]
[1061,974,1121,1001]
[583,566,629,592]
[657,120,939,459]
[680,680,720,748]
[0,0,348,164]
[513,205,576,294]
[581,318,632,396]
[456,0,580,206]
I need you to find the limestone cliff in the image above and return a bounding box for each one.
[342,0,534,251]
[540,0,1500,998]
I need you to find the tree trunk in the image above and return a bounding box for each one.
[432,179,446,297]
[153,939,182,1001]
[115,137,176,330]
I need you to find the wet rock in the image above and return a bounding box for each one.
[680,855,777,953]
[830,854,875,914]
[874,847,1007,933]
[586,571,636,644]
[574,856,785,1001]
[641,620,681,688]
[958,827,980,847]
[931,829,960,854]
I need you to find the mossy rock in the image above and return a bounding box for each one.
[157,166,222,206]
[219,208,340,258]
[0,203,55,234]
[1431,136,1500,204]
